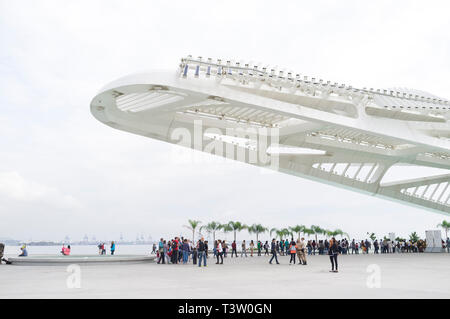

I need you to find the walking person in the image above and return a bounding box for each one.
[264,241,269,256]
[216,240,224,264]
[241,240,247,257]
[328,237,339,273]
[198,237,207,267]
[257,241,262,256]
[222,240,227,258]
[250,240,255,257]
[307,241,312,255]
[269,238,280,264]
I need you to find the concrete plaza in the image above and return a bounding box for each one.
[1,253,449,298]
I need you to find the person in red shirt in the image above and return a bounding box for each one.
[61,245,71,256]
[231,241,237,258]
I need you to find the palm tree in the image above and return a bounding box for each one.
[220,223,233,240]
[227,221,247,242]
[310,225,324,243]
[248,224,268,242]
[437,220,450,240]
[302,227,315,239]
[280,228,293,240]
[324,229,334,239]
[367,232,376,241]
[270,227,279,239]
[327,229,337,237]
[200,221,221,242]
[269,228,285,241]
[184,219,201,243]
[289,225,305,240]
[409,232,419,243]
[332,229,350,239]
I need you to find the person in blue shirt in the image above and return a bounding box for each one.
[181,239,190,264]
[19,245,28,257]
[157,238,165,264]
[110,241,116,255]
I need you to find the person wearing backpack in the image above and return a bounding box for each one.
[289,240,297,264]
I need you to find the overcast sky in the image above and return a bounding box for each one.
[1,0,449,243]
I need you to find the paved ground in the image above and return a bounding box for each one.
[1,253,449,298]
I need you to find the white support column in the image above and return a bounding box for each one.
[445,193,450,205]
[330,162,337,174]
[342,163,351,177]
[429,183,441,200]
[437,183,449,202]
[363,164,377,183]
[353,163,364,180]
[421,184,431,198]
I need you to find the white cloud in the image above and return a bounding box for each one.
[0,171,81,209]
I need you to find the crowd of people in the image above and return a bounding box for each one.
[155,236,349,272]
[1,235,448,271]
[305,237,450,255]
[302,237,445,255]
[154,235,450,273]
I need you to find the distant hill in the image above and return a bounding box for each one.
[0,237,21,245]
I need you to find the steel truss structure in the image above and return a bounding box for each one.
[91,56,450,215]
